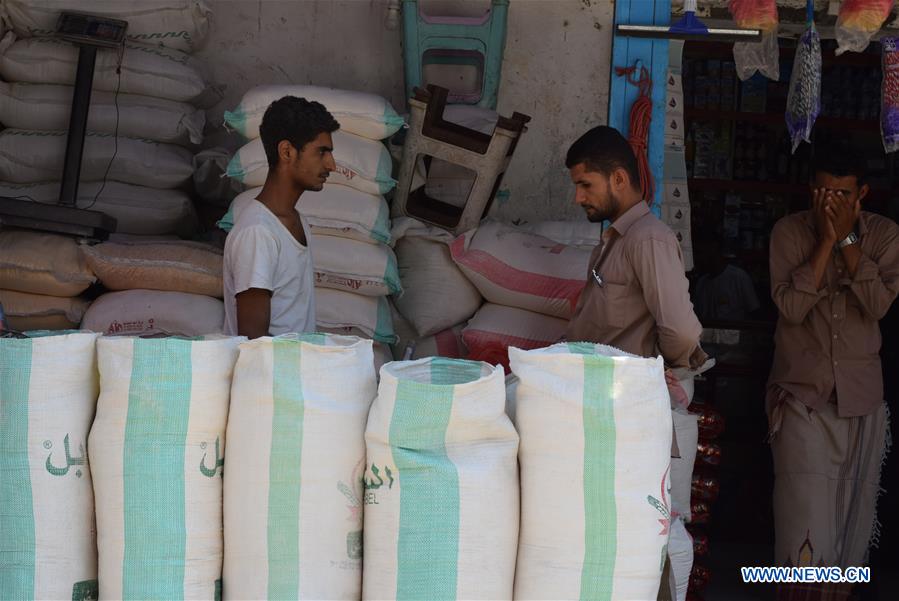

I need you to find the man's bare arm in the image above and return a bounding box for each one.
[236,288,272,339]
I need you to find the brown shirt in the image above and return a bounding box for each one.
[565,202,707,369]
[768,210,899,417]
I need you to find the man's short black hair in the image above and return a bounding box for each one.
[260,96,339,167]
[565,125,641,191]
[812,147,867,187]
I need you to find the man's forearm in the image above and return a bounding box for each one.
[840,242,861,277]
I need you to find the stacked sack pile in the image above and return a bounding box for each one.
[451,220,599,372]
[0,1,225,335]
[0,229,95,330]
[78,236,226,337]
[219,84,405,370]
[1,331,675,601]
[390,217,601,369]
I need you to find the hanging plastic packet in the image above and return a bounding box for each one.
[785,0,821,153]
[730,0,780,80]
[882,37,899,153]
[835,0,894,56]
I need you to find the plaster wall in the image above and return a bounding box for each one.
[195,0,616,223]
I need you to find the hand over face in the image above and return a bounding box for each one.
[824,191,860,242]
[812,187,837,243]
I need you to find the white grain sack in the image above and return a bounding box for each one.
[0,82,205,145]
[394,227,481,337]
[315,288,396,345]
[0,332,100,601]
[81,290,224,337]
[227,130,395,195]
[312,234,401,297]
[224,334,377,600]
[225,84,404,141]
[0,181,198,236]
[363,358,519,601]
[509,343,672,601]
[219,185,391,245]
[89,336,240,600]
[0,129,193,188]
[0,34,209,103]
[1,0,212,53]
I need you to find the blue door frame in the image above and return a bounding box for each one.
[608,0,671,217]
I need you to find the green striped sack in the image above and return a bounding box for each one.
[217,186,392,246]
[223,85,404,141]
[363,358,519,601]
[225,131,395,195]
[223,334,377,600]
[89,336,241,600]
[1,332,101,601]
[508,343,672,601]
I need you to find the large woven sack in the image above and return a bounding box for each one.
[1,0,212,53]
[81,240,223,298]
[0,82,205,145]
[89,336,240,600]
[0,181,198,236]
[224,334,376,600]
[668,517,693,601]
[450,221,590,319]
[80,290,223,337]
[0,34,209,103]
[218,185,391,245]
[227,130,395,194]
[509,343,672,600]
[315,287,395,344]
[394,225,481,337]
[671,410,699,522]
[0,332,100,601]
[522,220,602,250]
[225,84,404,141]
[0,289,89,331]
[0,129,193,188]
[462,303,567,371]
[0,229,95,296]
[312,234,401,297]
[388,301,467,361]
[412,326,467,360]
[363,358,519,600]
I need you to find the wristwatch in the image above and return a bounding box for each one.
[837,232,859,249]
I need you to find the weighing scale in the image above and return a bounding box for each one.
[0,11,126,239]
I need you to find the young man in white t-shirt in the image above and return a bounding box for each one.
[223,96,338,338]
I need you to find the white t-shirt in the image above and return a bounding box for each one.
[223,199,316,336]
[693,264,760,322]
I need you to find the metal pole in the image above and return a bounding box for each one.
[58,44,98,207]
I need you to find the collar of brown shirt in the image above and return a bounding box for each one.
[565,202,707,369]
[768,210,899,417]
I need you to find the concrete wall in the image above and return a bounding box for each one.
[195,0,615,223]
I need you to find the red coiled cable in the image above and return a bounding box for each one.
[614,64,654,206]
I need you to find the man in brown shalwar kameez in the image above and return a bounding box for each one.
[768,151,899,601]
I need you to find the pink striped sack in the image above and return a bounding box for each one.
[450,222,590,319]
[463,303,568,372]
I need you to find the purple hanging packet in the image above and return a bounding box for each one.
[785,18,821,153]
[881,37,899,153]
